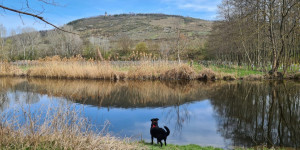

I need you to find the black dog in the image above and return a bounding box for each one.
[150,118,170,147]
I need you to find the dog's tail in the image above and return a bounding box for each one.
[164,126,170,136]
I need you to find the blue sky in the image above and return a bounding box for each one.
[0,0,221,33]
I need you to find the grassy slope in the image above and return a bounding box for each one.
[143,142,222,150]
[67,13,212,41]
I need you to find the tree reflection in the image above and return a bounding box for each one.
[0,78,213,135]
[0,92,9,112]
[0,78,41,111]
[2,77,300,148]
[24,79,211,108]
[210,81,300,148]
[164,103,190,136]
[0,78,26,112]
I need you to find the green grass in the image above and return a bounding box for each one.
[18,65,31,71]
[209,66,264,77]
[142,142,222,150]
[192,63,264,77]
[142,142,289,150]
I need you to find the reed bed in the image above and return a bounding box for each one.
[0,103,145,150]
[24,55,198,80]
[0,61,24,76]
[1,55,276,81]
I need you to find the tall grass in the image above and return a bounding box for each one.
[25,55,198,80]
[0,103,145,150]
[0,61,24,76]
[2,55,298,80]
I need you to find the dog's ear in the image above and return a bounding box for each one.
[151,118,159,121]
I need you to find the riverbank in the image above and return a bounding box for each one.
[0,105,145,150]
[0,100,222,150]
[142,142,292,150]
[142,142,222,150]
[1,90,296,150]
[0,56,299,81]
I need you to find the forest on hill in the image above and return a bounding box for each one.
[0,14,212,61]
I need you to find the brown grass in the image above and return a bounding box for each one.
[243,74,264,80]
[0,62,24,76]
[294,72,300,80]
[0,104,146,150]
[23,56,197,80]
[162,65,196,80]
[2,56,278,81]
[197,68,238,81]
[198,68,217,80]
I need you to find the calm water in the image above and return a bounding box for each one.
[0,78,300,149]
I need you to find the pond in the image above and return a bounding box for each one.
[0,78,300,149]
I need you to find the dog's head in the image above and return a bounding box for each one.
[151,118,159,128]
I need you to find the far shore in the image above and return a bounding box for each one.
[0,57,299,81]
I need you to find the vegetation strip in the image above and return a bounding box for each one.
[0,56,299,81]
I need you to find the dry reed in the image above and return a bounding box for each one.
[0,56,243,81]
[25,56,198,80]
[198,68,238,80]
[0,103,146,150]
[0,61,24,76]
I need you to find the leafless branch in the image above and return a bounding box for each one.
[0,4,77,35]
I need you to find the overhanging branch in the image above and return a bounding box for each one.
[0,4,77,35]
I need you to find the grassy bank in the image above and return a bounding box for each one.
[0,96,293,150]
[0,104,144,150]
[141,142,289,150]
[1,56,299,81]
[142,142,222,150]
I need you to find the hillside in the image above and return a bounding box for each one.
[67,13,212,41]
[3,14,213,61]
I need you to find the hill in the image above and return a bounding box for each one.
[2,13,213,61]
[67,13,212,41]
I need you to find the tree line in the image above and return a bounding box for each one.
[0,25,82,61]
[208,0,300,76]
[0,25,207,61]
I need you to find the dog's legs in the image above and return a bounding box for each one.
[157,139,159,144]
[151,136,153,144]
[164,138,167,146]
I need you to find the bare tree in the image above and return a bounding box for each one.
[89,36,110,51]
[14,27,40,60]
[46,26,82,57]
[170,18,189,63]
[0,24,6,60]
[208,0,300,76]
[116,33,133,53]
[46,30,64,56]
[160,42,171,60]
[63,26,82,56]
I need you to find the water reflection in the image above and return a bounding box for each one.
[0,78,214,143]
[210,81,300,148]
[0,78,300,148]
[4,78,213,108]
